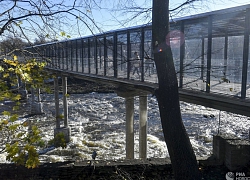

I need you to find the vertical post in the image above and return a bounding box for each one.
[113,32,118,78]
[48,46,52,68]
[139,95,148,159]
[141,28,145,82]
[120,41,123,71]
[127,31,131,79]
[54,43,57,69]
[76,40,78,72]
[71,41,74,71]
[66,41,69,70]
[81,39,84,73]
[88,38,91,74]
[30,87,35,114]
[62,43,65,70]
[125,96,134,159]
[223,35,228,79]
[99,45,102,69]
[95,37,98,74]
[58,43,61,69]
[62,76,68,127]
[54,76,60,129]
[179,21,185,88]
[18,76,27,99]
[37,88,41,102]
[241,8,250,99]
[30,87,42,114]
[201,37,205,81]
[104,36,107,76]
[54,44,57,69]
[206,16,212,93]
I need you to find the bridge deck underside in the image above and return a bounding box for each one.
[47,68,250,117]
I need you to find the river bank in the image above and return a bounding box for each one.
[0,158,235,180]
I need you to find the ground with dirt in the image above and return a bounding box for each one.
[0,158,238,180]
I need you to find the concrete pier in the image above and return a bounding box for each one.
[125,96,135,159]
[18,76,28,100]
[30,88,43,115]
[139,95,148,159]
[62,76,68,127]
[54,77,60,129]
[117,90,149,160]
[54,76,71,144]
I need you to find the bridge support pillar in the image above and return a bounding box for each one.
[30,88,43,115]
[62,76,69,127]
[125,96,135,159]
[54,76,71,144]
[139,95,148,159]
[117,90,148,160]
[62,76,71,142]
[18,76,28,100]
[54,77,60,129]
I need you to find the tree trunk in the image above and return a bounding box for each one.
[152,0,201,179]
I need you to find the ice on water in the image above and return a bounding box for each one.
[0,93,249,163]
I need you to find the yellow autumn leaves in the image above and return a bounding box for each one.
[0,55,48,168]
[1,56,46,83]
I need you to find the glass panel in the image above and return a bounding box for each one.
[89,39,95,74]
[97,38,104,76]
[144,30,157,83]
[67,42,71,70]
[183,22,207,91]
[182,22,208,91]
[117,34,127,78]
[169,25,182,86]
[49,46,53,68]
[72,41,77,72]
[76,40,82,72]
[183,38,205,90]
[82,40,88,73]
[106,36,114,77]
[52,45,57,69]
[130,31,141,81]
[210,37,226,94]
[169,29,181,86]
[62,43,67,70]
[216,36,243,96]
[55,44,60,69]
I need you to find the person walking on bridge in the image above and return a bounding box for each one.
[132,51,141,76]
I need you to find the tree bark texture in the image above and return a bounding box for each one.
[152,0,201,179]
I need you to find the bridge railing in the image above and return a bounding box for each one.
[23,4,250,99]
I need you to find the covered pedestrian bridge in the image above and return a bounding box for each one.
[21,4,250,159]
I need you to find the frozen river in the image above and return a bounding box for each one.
[0,92,249,163]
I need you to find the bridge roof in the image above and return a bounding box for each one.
[31,4,250,47]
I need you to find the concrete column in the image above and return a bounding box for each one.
[139,95,148,159]
[54,77,60,129]
[18,76,28,100]
[30,88,43,115]
[30,87,35,114]
[62,76,68,127]
[125,96,134,159]
[37,88,43,114]
[54,76,71,144]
